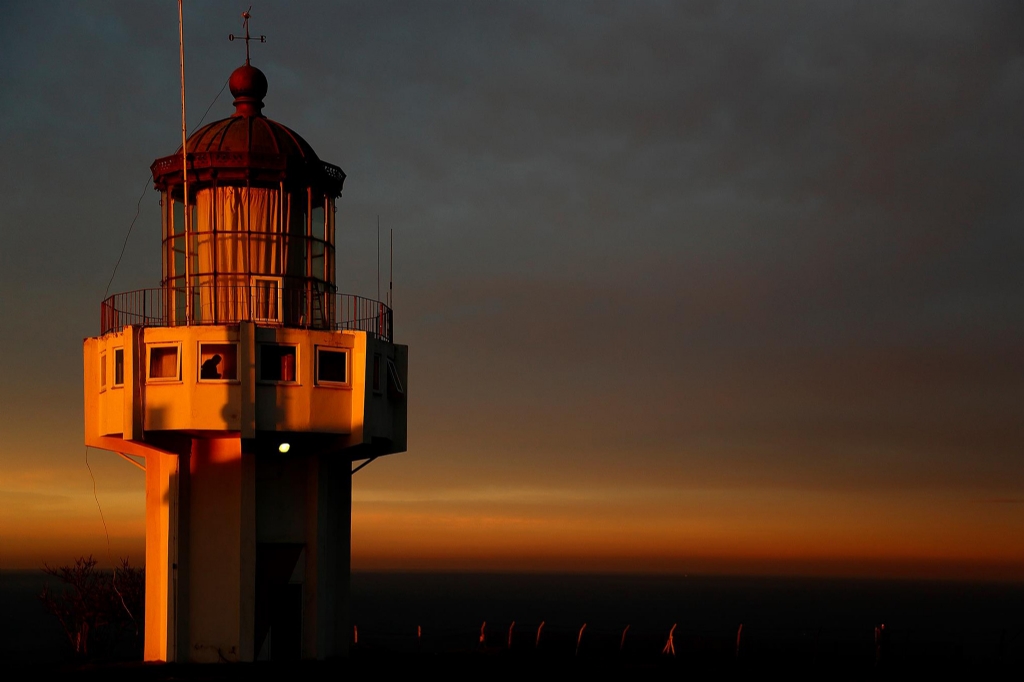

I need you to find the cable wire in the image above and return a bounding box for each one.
[85,447,137,630]
[102,77,229,300]
[190,77,229,136]
[103,176,151,301]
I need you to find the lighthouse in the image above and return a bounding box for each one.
[82,39,408,662]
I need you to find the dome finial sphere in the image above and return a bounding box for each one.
[229,63,268,117]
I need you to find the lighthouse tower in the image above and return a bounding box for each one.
[82,49,407,662]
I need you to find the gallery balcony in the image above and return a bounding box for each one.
[101,286,392,342]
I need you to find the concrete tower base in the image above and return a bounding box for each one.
[144,439,351,662]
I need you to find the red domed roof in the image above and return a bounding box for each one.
[185,115,320,161]
[151,63,345,196]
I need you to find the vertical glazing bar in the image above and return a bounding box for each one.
[306,188,312,327]
[245,184,252,321]
[211,183,217,324]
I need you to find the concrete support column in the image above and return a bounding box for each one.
[143,451,178,662]
[304,454,352,659]
[182,437,256,662]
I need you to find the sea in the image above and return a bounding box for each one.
[4,570,1023,674]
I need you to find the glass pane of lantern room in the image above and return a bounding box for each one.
[327,200,336,284]
[173,237,185,282]
[162,192,170,282]
[327,200,335,244]
[289,193,307,238]
[312,201,325,240]
[173,199,185,235]
[253,278,280,322]
[288,192,308,280]
[311,199,326,280]
[312,239,325,281]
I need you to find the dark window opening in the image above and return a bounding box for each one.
[252,278,281,323]
[149,346,179,380]
[372,353,382,392]
[200,343,238,381]
[387,358,404,398]
[260,344,297,382]
[113,348,124,386]
[316,348,347,384]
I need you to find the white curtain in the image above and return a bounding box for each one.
[195,187,281,322]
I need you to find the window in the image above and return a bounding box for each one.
[387,358,404,398]
[100,353,107,388]
[149,345,180,381]
[199,343,238,381]
[311,239,326,281]
[316,347,348,385]
[372,353,382,393]
[252,277,282,323]
[260,344,297,382]
[113,348,124,387]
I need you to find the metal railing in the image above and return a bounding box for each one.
[101,286,392,342]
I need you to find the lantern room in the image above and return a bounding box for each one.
[150,62,346,328]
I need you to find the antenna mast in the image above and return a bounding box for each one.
[376,215,380,303]
[178,0,191,323]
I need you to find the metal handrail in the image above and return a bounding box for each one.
[100,286,392,342]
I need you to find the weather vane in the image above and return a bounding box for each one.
[228,7,266,65]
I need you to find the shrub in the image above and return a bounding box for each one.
[39,555,144,661]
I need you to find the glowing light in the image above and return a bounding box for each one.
[278,443,291,453]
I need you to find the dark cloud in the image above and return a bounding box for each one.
[0,1,1021,522]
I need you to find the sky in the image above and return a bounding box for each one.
[0,1,1022,580]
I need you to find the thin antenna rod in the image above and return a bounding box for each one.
[178,0,191,323]
[389,228,393,309]
[376,215,380,303]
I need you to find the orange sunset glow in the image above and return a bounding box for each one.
[2,1,1023,589]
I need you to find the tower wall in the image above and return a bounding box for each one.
[180,437,256,663]
[84,325,407,443]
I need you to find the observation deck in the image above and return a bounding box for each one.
[101,286,392,342]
